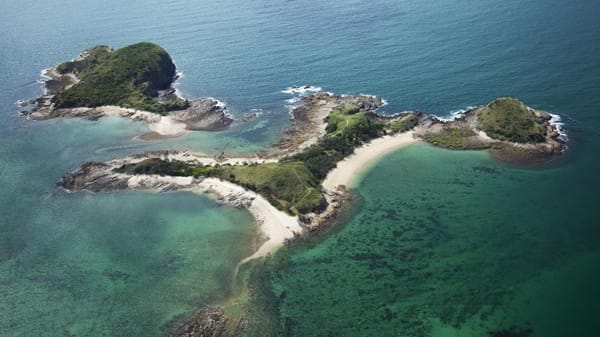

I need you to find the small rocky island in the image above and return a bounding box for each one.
[417,97,567,165]
[24,42,232,138]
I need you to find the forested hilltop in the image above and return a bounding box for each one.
[52,42,187,113]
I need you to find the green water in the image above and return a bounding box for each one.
[267,143,599,337]
[0,116,260,337]
[0,191,256,337]
[2,0,599,334]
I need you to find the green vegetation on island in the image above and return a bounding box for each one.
[422,128,491,150]
[116,159,326,215]
[60,93,567,337]
[109,94,563,215]
[115,103,390,215]
[386,113,419,134]
[289,103,385,180]
[419,97,560,155]
[477,97,546,143]
[53,42,188,114]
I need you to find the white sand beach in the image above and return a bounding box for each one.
[65,130,418,266]
[322,131,419,191]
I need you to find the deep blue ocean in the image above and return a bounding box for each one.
[1,0,599,336]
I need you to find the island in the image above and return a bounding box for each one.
[58,91,566,269]
[23,42,232,139]
[57,91,566,336]
[46,47,567,335]
[416,97,567,165]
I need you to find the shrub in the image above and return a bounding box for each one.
[53,42,187,114]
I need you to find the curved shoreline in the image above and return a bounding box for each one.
[56,93,567,266]
[53,92,569,337]
[134,176,303,263]
[322,131,419,191]
[57,130,420,266]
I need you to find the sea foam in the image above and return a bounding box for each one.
[549,113,568,141]
[359,93,388,109]
[282,85,323,118]
[38,68,52,95]
[433,106,478,122]
[205,96,233,120]
[281,85,322,95]
[172,70,185,99]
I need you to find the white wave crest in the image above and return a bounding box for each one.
[206,97,227,110]
[286,97,301,104]
[172,70,185,99]
[39,68,51,81]
[205,97,233,119]
[549,113,568,141]
[358,93,388,109]
[433,106,478,122]
[281,86,323,118]
[243,108,263,120]
[37,68,52,95]
[281,85,322,95]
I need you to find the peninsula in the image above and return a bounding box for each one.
[58,89,566,336]
[24,42,232,138]
[60,92,566,259]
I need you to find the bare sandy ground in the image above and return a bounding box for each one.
[100,106,189,138]
[322,131,420,191]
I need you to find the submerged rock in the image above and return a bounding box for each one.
[169,306,248,337]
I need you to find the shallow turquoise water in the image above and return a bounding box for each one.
[0,113,259,337]
[270,144,600,336]
[1,0,599,335]
[0,192,256,337]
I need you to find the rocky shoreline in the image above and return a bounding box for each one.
[21,51,232,138]
[168,306,248,337]
[273,92,386,154]
[414,101,567,166]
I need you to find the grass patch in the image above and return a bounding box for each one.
[53,42,188,114]
[115,159,326,215]
[115,158,213,177]
[386,113,419,133]
[477,97,545,143]
[423,128,490,150]
[218,162,326,215]
[291,110,385,180]
[325,108,366,135]
[114,101,387,215]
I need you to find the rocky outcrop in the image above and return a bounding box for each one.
[274,92,385,154]
[60,162,129,192]
[173,100,233,131]
[415,98,567,165]
[301,186,353,235]
[169,306,248,337]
